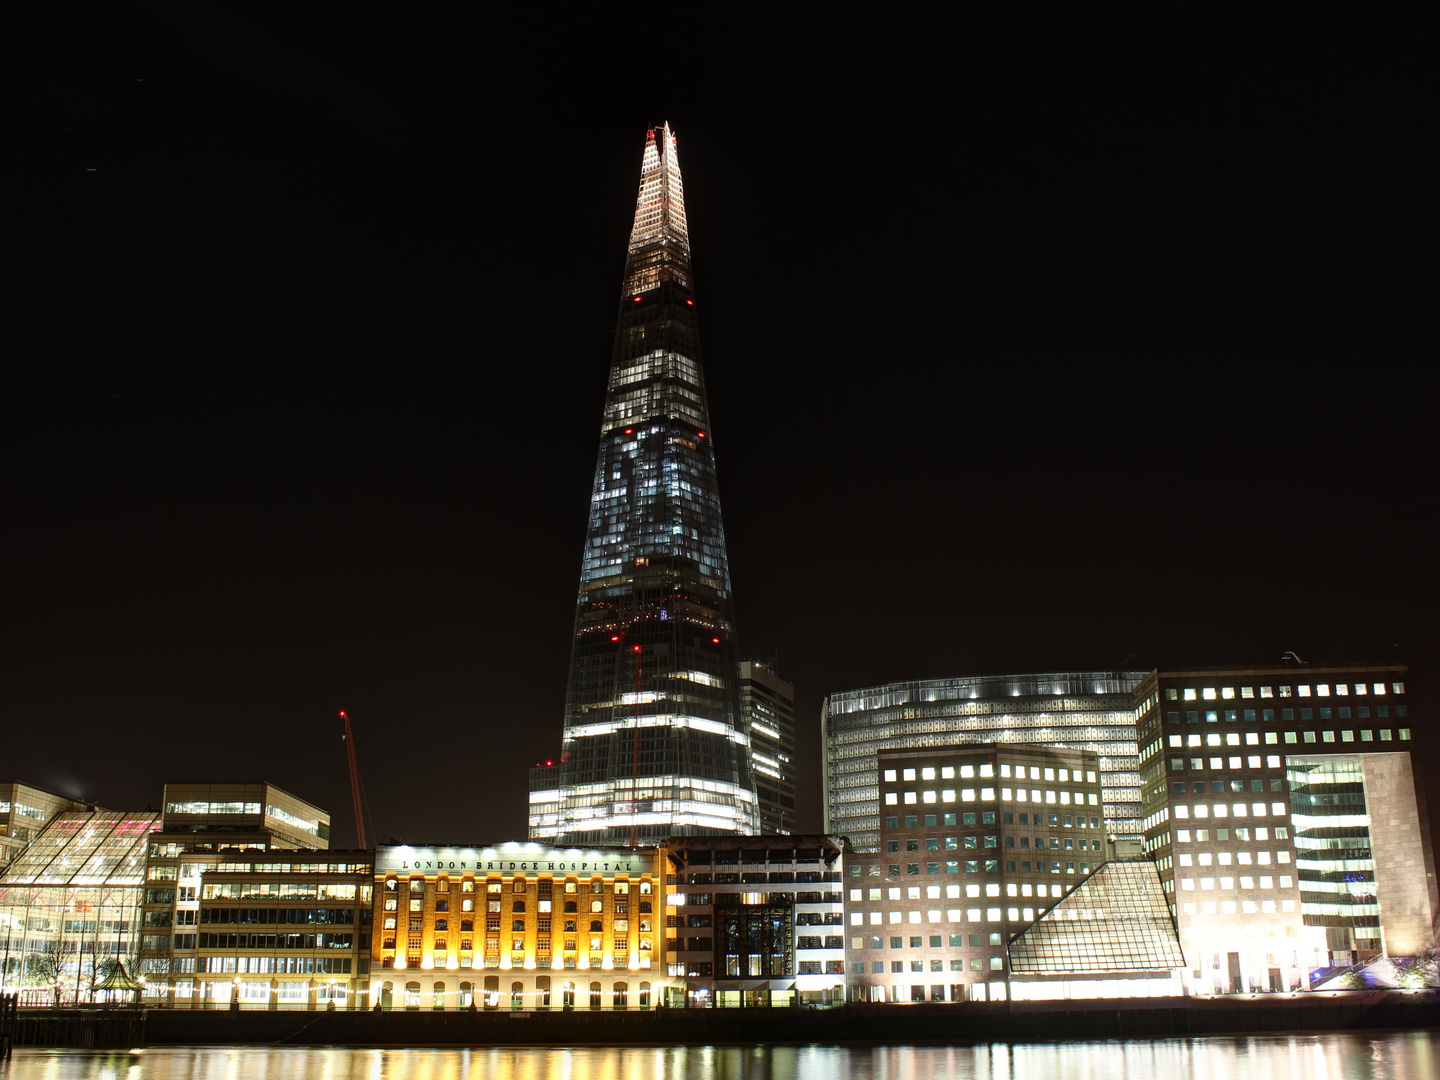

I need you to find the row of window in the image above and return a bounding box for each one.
[885,765,1098,783]
[885,789,1098,807]
[1179,899,1296,915]
[882,813,1103,830]
[1169,706,1405,723]
[1165,729,1409,750]
[857,958,1004,974]
[850,906,1047,925]
[1167,683,1403,701]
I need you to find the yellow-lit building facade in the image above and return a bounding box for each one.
[369,843,665,1010]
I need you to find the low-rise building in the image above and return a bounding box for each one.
[659,834,846,1007]
[369,842,662,1010]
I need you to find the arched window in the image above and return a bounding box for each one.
[639,981,651,1008]
[459,981,473,1008]
[461,920,474,932]
[513,878,527,894]
[433,982,445,1010]
[589,920,603,932]
[436,877,450,893]
[639,880,652,894]
[613,982,628,1009]
[384,878,398,892]
[563,901,577,913]
[564,880,578,894]
[638,901,652,913]
[404,982,421,1011]
[536,976,551,1008]
[483,975,500,1010]
[590,880,604,894]
[380,981,394,1010]
[613,881,629,895]
[562,982,575,1008]
[590,900,603,913]
[512,900,526,913]
[511,982,524,1010]
[512,920,526,932]
[409,878,425,893]
[589,982,602,1010]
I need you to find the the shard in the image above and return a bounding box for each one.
[530,123,758,847]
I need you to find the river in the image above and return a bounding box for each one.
[3,1033,1434,1080]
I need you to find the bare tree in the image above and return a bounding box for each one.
[26,948,66,1007]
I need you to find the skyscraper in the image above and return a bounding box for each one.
[531,123,757,847]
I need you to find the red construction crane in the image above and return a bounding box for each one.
[337,710,374,850]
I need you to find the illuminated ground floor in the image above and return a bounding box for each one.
[371,972,667,1011]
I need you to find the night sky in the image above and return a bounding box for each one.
[10,7,1436,848]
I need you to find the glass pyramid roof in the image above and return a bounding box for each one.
[1008,859,1186,974]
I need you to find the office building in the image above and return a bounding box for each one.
[134,782,336,1002]
[739,662,797,835]
[1135,663,1436,993]
[533,123,757,845]
[659,834,846,1007]
[822,672,1146,851]
[844,745,1104,1002]
[370,842,663,1010]
[144,848,373,1009]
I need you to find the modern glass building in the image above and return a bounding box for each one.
[0,809,161,1003]
[531,124,757,846]
[1007,859,1186,999]
[739,662,797,835]
[822,672,1146,852]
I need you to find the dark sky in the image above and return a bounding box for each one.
[9,6,1436,848]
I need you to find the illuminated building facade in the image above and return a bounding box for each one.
[534,123,757,845]
[659,835,846,1007]
[844,745,1104,1003]
[134,782,339,1006]
[369,843,665,1010]
[0,809,159,1004]
[822,672,1146,852]
[739,663,796,834]
[145,849,372,1010]
[1135,663,1436,993]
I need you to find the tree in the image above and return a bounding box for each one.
[26,948,66,1007]
[1399,944,1438,990]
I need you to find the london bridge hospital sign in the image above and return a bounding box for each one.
[375,845,646,877]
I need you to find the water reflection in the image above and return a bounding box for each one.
[5,1033,1435,1080]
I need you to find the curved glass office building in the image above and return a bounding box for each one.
[822,672,1145,851]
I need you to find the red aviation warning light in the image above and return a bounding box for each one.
[686,299,694,306]
[611,635,621,642]
[696,431,706,439]
[632,295,643,303]
[712,637,720,643]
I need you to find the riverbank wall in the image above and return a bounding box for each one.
[11,993,1438,1048]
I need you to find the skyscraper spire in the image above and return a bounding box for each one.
[530,124,758,847]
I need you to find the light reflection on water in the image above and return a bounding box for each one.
[4,1033,1435,1080]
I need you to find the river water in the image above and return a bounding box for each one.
[3,1033,1434,1080]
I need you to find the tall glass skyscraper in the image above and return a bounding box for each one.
[530,124,758,847]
